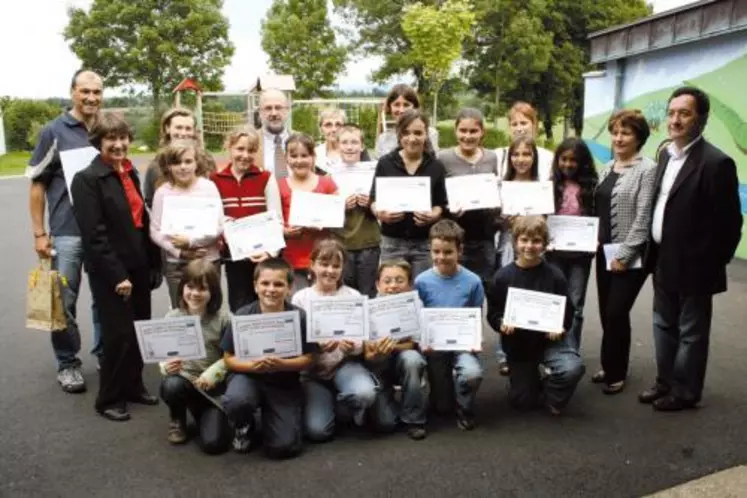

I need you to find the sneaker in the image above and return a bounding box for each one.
[456,409,476,431]
[406,424,427,440]
[57,367,86,394]
[168,419,188,444]
[232,424,253,453]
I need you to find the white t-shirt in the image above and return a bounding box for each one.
[314,143,342,173]
[291,285,362,379]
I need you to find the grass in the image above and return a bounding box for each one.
[0,151,30,177]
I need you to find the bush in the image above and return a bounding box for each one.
[436,124,509,149]
[3,99,61,151]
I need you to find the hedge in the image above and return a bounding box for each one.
[2,100,61,151]
[435,124,510,149]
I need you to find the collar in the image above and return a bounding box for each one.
[61,110,86,128]
[667,135,702,160]
[216,162,262,178]
[91,155,134,177]
[264,128,289,143]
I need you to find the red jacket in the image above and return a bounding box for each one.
[210,163,272,219]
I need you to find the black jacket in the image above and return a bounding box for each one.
[644,139,742,295]
[71,155,161,289]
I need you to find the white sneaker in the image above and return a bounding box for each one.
[232,424,252,453]
[57,367,86,394]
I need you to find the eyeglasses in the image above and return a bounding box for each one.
[322,122,344,128]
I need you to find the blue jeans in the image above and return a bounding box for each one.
[427,352,483,415]
[304,361,380,441]
[51,236,102,370]
[546,253,593,350]
[507,337,585,410]
[380,236,431,279]
[368,349,427,426]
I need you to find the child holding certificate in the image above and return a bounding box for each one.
[150,139,222,309]
[487,216,584,415]
[545,139,598,349]
[365,260,428,440]
[221,258,319,459]
[292,239,387,442]
[211,127,282,312]
[414,220,484,430]
[279,133,339,292]
[333,124,381,298]
[370,110,448,278]
[159,259,232,454]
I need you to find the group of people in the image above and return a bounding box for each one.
[27,69,742,460]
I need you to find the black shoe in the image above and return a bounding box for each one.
[652,395,698,412]
[97,407,131,422]
[602,380,625,395]
[638,383,670,404]
[128,392,160,405]
[406,424,428,440]
[590,370,606,384]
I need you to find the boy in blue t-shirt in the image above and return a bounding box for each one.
[414,220,484,430]
[221,258,319,459]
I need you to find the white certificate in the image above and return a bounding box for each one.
[224,211,285,261]
[307,295,369,342]
[547,215,599,252]
[603,243,642,271]
[501,181,555,215]
[134,316,207,364]
[160,195,223,237]
[368,291,422,341]
[331,161,377,197]
[231,311,303,361]
[375,177,432,212]
[446,173,501,211]
[288,191,345,228]
[503,288,567,334]
[421,308,482,351]
[60,147,99,203]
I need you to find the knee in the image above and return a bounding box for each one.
[340,377,378,410]
[160,375,190,405]
[222,380,256,418]
[456,359,484,391]
[198,411,232,456]
[304,409,335,443]
[552,358,585,385]
[265,430,304,459]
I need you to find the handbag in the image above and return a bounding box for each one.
[26,259,67,331]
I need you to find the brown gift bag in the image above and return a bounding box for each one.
[26,259,67,331]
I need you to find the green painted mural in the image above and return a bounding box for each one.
[583,53,747,258]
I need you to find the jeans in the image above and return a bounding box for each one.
[368,349,427,426]
[546,253,593,350]
[160,375,232,455]
[304,361,380,441]
[596,252,648,383]
[507,337,585,410]
[343,246,381,298]
[494,231,513,362]
[51,236,102,370]
[427,352,483,415]
[461,240,495,286]
[652,278,713,402]
[222,373,304,459]
[380,236,431,279]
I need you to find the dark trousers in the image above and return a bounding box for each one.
[546,253,593,350]
[225,259,257,312]
[595,252,647,384]
[222,373,304,459]
[652,278,713,402]
[160,375,232,454]
[461,239,495,288]
[91,266,151,411]
[343,246,381,298]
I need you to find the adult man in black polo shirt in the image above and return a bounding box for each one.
[27,70,104,393]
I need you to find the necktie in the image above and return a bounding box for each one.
[273,134,288,179]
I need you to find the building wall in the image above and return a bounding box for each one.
[583,30,747,258]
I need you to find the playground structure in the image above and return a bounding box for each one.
[171,75,388,145]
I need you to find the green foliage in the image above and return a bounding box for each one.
[290,104,378,151]
[0,151,32,176]
[64,0,235,113]
[436,124,509,149]
[401,0,475,122]
[261,0,347,98]
[2,99,61,151]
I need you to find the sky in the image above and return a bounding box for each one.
[0,0,697,99]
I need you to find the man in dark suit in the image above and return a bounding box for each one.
[640,87,743,411]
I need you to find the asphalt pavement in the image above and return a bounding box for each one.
[1,174,746,498]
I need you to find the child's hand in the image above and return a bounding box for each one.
[284,225,303,238]
[338,340,356,354]
[262,356,282,370]
[345,195,358,211]
[356,194,370,208]
[248,251,270,263]
[448,205,465,218]
[319,341,339,353]
[422,346,434,355]
[610,259,626,272]
[376,210,405,224]
[193,375,214,391]
[376,337,395,356]
[165,359,183,375]
[500,323,516,335]
[168,234,191,249]
[413,209,440,226]
[547,331,564,342]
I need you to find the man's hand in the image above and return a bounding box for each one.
[115,279,133,298]
[500,323,516,335]
[34,234,53,259]
[413,208,440,226]
[165,359,182,375]
[610,259,626,273]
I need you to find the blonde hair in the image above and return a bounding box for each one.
[155,139,208,188]
[223,126,264,170]
[318,108,346,126]
[511,215,549,246]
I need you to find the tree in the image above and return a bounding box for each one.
[401,0,475,123]
[64,0,234,116]
[261,0,347,99]
[332,0,437,91]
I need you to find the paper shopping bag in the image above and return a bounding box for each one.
[26,260,67,332]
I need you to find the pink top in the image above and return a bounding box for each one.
[150,177,223,262]
[558,181,582,216]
